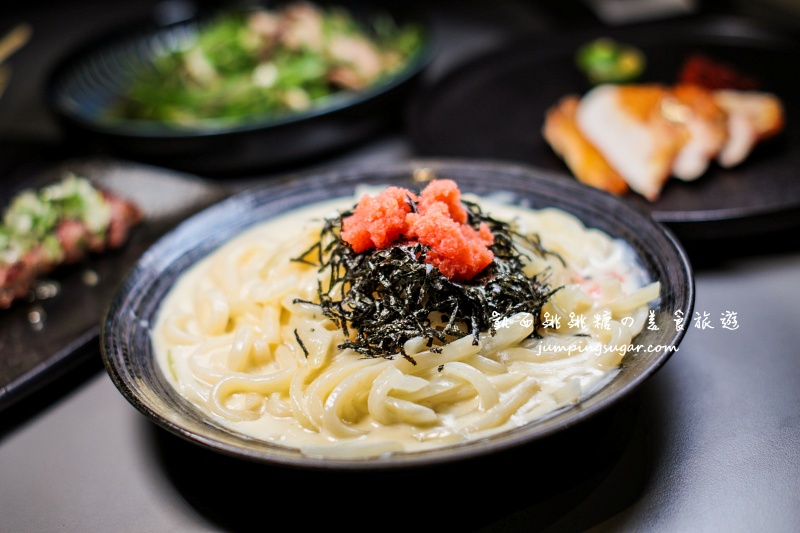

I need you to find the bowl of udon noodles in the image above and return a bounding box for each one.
[101,159,693,470]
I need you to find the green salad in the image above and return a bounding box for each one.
[108,1,425,127]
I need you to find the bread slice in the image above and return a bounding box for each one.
[542,95,629,195]
[713,90,785,168]
[541,83,785,202]
[575,84,684,201]
[668,84,729,181]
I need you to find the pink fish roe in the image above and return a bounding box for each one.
[341,186,417,253]
[341,180,494,281]
[418,178,468,224]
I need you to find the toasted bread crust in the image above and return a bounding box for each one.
[542,83,785,201]
[543,95,629,195]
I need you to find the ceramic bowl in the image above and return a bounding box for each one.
[101,159,694,471]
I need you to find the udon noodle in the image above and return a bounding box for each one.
[152,188,659,457]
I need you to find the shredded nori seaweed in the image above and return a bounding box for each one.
[293,192,561,359]
[294,328,309,358]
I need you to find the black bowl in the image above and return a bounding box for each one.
[101,159,694,471]
[45,1,433,176]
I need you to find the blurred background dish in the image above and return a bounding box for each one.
[407,15,800,241]
[0,158,228,411]
[101,159,693,470]
[45,0,433,176]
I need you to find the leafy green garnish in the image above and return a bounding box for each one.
[110,2,425,126]
[576,38,645,85]
[0,174,111,265]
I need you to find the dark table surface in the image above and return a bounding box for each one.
[2,1,800,531]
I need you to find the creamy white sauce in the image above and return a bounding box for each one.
[152,193,658,457]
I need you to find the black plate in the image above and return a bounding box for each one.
[101,158,693,471]
[407,16,800,241]
[45,1,433,176]
[0,159,229,412]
